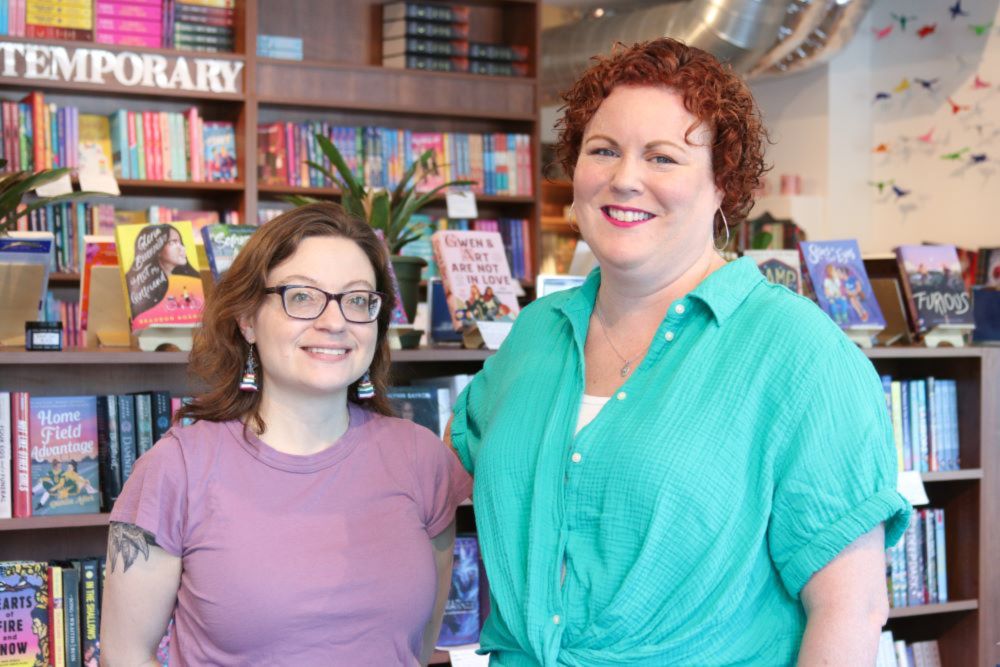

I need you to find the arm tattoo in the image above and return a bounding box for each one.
[108,521,159,573]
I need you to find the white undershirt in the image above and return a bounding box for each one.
[575,394,611,434]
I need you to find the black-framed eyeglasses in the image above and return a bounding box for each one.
[263,285,385,323]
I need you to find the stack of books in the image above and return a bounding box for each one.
[167,0,236,53]
[95,0,162,48]
[25,0,94,40]
[381,1,529,77]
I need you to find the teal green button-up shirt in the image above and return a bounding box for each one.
[451,258,910,666]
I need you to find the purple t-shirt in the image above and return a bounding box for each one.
[110,403,472,666]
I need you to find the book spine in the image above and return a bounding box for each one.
[0,391,10,519]
[96,395,122,509]
[934,508,947,603]
[915,379,929,473]
[133,392,154,457]
[11,391,31,517]
[116,394,137,485]
[48,564,65,667]
[904,513,921,606]
[62,566,82,667]
[900,380,912,471]
[923,508,937,604]
[80,559,100,663]
[946,380,960,471]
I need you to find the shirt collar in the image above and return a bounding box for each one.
[688,256,764,326]
[558,257,763,329]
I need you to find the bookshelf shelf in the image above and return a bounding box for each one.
[863,346,985,360]
[0,348,491,365]
[922,469,983,482]
[257,183,535,205]
[0,513,110,532]
[256,61,537,121]
[888,600,979,619]
[117,180,245,196]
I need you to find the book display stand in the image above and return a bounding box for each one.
[0,263,46,346]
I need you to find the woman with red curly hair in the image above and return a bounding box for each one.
[449,38,908,664]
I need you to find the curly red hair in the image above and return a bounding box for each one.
[555,38,769,225]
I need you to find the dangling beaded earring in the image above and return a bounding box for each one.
[357,370,375,400]
[239,344,259,392]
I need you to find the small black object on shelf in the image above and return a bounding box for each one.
[25,321,63,351]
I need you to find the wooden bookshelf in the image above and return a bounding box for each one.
[1,0,542,275]
[862,346,999,666]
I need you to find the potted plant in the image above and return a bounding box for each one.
[285,134,475,322]
[0,160,100,234]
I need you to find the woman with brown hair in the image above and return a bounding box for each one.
[449,38,909,664]
[101,202,471,666]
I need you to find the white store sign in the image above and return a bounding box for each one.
[0,42,244,94]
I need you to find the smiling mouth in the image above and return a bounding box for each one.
[303,347,349,357]
[602,206,655,225]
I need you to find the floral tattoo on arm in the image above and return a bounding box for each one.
[109,521,160,573]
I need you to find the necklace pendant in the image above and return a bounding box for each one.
[620,362,631,377]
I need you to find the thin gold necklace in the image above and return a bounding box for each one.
[594,296,650,377]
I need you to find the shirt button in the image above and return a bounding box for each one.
[571,452,582,463]
[616,391,626,400]
[674,304,686,315]
[553,614,561,625]
[664,331,675,342]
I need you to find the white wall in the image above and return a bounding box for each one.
[541,0,1000,253]
[752,0,1000,253]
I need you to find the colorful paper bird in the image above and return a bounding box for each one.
[894,78,911,93]
[970,21,993,36]
[949,0,968,19]
[915,77,939,91]
[873,143,891,153]
[947,96,971,114]
[971,153,988,164]
[873,25,893,39]
[891,185,911,198]
[874,91,892,103]
[917,23,937,38]
[891,13,918,31]
[869,180,894,194]
[973,75,991,89]
[941,147,970,160]
[917,128,935,143]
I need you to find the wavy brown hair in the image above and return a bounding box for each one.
[555,37,770,228]
[177,202,395,434]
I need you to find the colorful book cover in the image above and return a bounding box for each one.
[743,249,802,294]
[408,132,445,193]
[200,223,255,281]
[437,535,480,647]
[79,559,99,667]
[28,395,100,516]
[799,239,886,330]
[386,387,440,434]
[76,113,118,195]
[78,236,117,332]
[895,244,974,333]
[430,230,519,330]
[114,221,204,331]
[0,561,49,666]
[202,121,237,182]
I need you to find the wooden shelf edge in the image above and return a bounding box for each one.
[887,599,978,619]
[0,347,493,364]
[864,346,985,359]
[258,184,534,205]
[922,469,983,482]
[0,513,110,531]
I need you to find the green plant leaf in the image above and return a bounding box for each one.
[282,195,318,207]
[304,161,342,189]
[750,231,773,250]
[390,149,433,205]
[315,134,364,199]
[369,190,391,233]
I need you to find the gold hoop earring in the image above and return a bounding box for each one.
[567,202,580,233]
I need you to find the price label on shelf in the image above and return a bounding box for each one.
[897,470,929,506]
[446,191,478,219]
